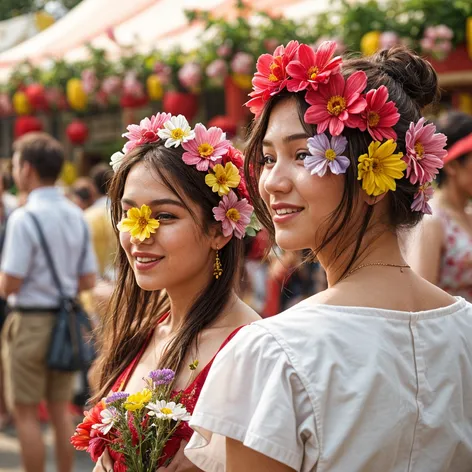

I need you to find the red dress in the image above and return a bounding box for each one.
[108,313,244,471]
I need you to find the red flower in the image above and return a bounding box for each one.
[304,71,368,136]
[237,174,251,202]
[286,42,342,93]
[87,437,107,462]
[245,40,299,116]
[223,145,244,168]
[70,401,105,451]
[360,85,400,141]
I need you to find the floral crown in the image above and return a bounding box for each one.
[245,40,448,215]
[110,113,258,241]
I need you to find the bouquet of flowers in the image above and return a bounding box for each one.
[71,368,192,471]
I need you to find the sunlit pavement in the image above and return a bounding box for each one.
[0,424,93,472]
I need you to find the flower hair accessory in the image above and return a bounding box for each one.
[112,113,256,240]
[246,41,448,214]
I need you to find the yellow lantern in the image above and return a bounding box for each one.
[13,91,32,115]
[60,161,77,186]
[231,73,253,90]
[467,17,472,60]
[360,31,381,56]
[66,78,88,111]
[458,93,472,115]
[146,74,163,101]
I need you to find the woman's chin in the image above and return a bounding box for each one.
[275,232,310,252]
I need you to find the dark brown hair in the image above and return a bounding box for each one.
[245,47,440,277]
[92,143,244,402]
[90,163,114,196]
[435,110,472,187]
[13,132,64,182]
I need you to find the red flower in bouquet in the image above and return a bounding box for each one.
[70,401,105,451]
[286,42,342,93]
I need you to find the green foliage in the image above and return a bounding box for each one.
[0,0,83,21]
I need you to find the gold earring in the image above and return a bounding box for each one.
[213,247,223,279]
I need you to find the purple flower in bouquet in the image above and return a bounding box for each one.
[149,369,175,386]
[105,391,130,404]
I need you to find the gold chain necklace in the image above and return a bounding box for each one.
[340,261,411,282]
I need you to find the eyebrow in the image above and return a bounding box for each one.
[121,198,185,208]
[262,133,310,147]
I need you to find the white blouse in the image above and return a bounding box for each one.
[185,298,472,472]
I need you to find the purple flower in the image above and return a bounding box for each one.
[411,182,434,215]
[305,133,350,177]
[105,392,130,404]
[149,369,175,386]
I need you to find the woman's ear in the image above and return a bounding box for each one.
[360,190,388,206]
[208,224,233,250]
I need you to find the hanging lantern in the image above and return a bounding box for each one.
[360,31,381,56]
[163,92,198,121]
[66,78,88,111]
[467,17,472,60]
[25,84,48,112]
[14,116,43,138]
[146,74,163,101]
[66,120,89,145]
[119,93,149,109]
[12,91,32,115]
[60,161,78,186]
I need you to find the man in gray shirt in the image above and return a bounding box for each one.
[0,132,97,472]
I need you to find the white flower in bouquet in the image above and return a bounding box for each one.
[147,400,191,422]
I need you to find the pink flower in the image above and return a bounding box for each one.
[264,38,279,52]
[178,63,202,90]
[421,25,453,60]
[81,69,98,94]
[360,85,400,141]
[304,71,367,136]
[286,42,342,93]
[212,190,253,239]
[231,52,254,75]
[411,182,434,215]
[123,72,145,98]
[182,124,231,171]
[245,40,299,116]
[404,117,447,185]
[101,76,122,96]
[217,42,232,58]
[305,133,350,177]
[122,113,172,154]
[379,31,399,49]
[314,36,346,55]
[206,59,228,79]
[153,62,172,85]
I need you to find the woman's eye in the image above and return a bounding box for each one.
[155,213,175,222]
[296,151,309,161]
[259,155,276,166]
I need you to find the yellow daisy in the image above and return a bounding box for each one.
[123,388,152,412]
[204,162,241,196]
[357,140,406,196]
[117,204,160,241]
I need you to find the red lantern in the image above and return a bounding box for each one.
[120,93,149,109]
[25,84,48,112]
[14,115,43,138]
[66,120,89,145]
[207,115,237,138]
[163,92,198,121]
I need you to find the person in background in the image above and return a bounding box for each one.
[407,111,472,301]
[0,132,97,472]
[70,176,97,211]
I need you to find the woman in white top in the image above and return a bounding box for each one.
[184,43,472,471]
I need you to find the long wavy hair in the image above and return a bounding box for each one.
[91,142,244,403]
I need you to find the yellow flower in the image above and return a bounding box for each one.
[360,31,381,56]
[117,204,160,241]
[205,162,241,196]
[123,388,152,412]
[357,140,406,197]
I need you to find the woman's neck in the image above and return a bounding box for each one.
[436,185,469,213]
[318,229,406,287]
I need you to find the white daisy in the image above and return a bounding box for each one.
[110,151,125,172]
[157,115,195,148]
[146,400,191,421]
[92,407,118,435]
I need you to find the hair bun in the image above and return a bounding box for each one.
[374,47,439,108]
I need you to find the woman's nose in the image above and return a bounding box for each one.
[263,161,293,196]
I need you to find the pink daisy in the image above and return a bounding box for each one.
[245,40,299,116]
[286,42,342,93]
[360,85,400,141]
[182,124,231,172]
[212,190,253,239]
[411,182,434,215]
[404,118,447,185]
[304,71,368,136]
[122,113,172,154]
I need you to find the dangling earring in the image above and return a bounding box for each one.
[213,247,223,279]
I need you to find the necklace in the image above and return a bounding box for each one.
[340,261,411,282]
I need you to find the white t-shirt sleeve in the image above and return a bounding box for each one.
[185,324,317,472]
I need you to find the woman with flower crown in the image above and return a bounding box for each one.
[71,113,259,471]
[185,42,472,471]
